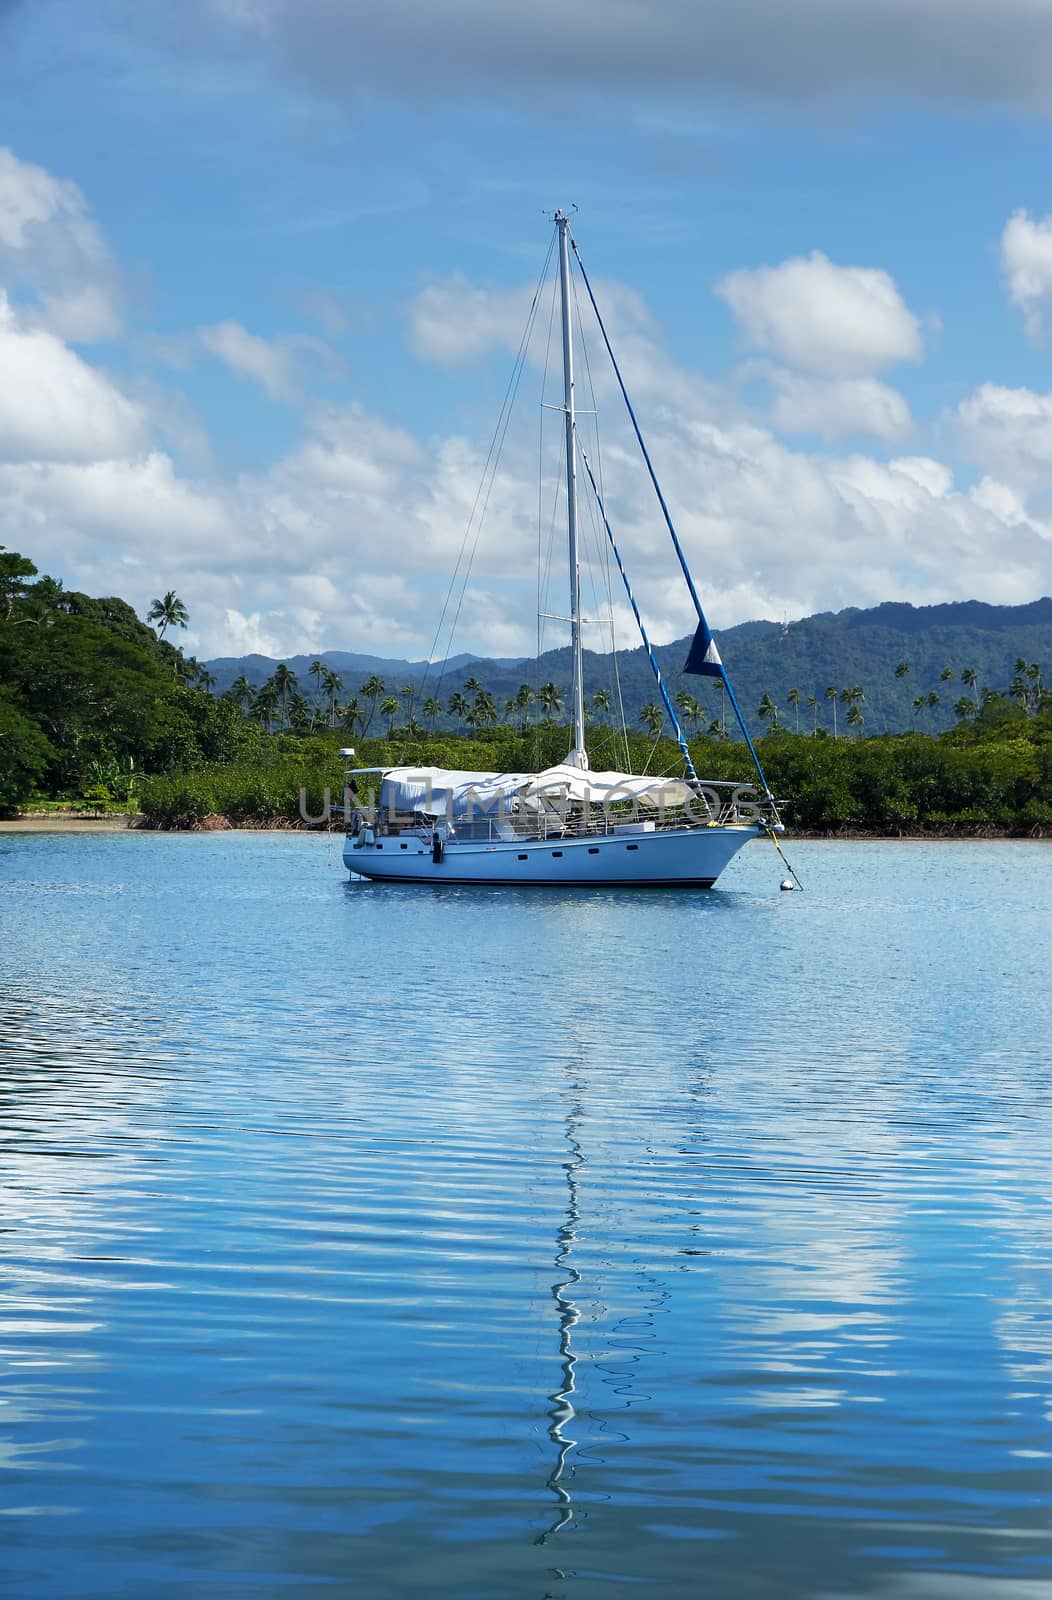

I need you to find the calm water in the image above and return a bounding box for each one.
[1,832,1051,1599]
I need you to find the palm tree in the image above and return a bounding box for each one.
[322,668,343,726]
[953,696,976,720]
[786,686,801,733]
[757,691,779,730]
[272,663,297,728]
[147,590,189,641]
[473,689,497,727]
[961,666,979,708]
[592,688,611,724]
[675,689,702,732]
[516,684,534,731]
[846,703,864,736]
[502,697,516,723]
[912,693,927,731]
[825,684,839,738]
[538,682,563,725]
[287,690,312,733]
[253,683,279,734]
[339,697,359,735]
[400,683,415,726]
[423,696,441,731]
[639,702,662,737]
[806,694,818,735]
[196,668,216,693]
[926,690,940,731]
[448,691,468,733]
[895,660,910,727]
[360,675,384,735]
[309,659,325,703]
[230,674,254,714]
[464,676,482,697]
[380,694,400,736]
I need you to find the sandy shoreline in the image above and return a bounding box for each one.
[0,814,142,832]
[1,814,1046,841]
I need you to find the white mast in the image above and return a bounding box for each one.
[556,210,589,770]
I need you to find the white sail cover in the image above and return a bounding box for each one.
[522,764,693,807]
[376,765,693,817]
[377,768,530,818]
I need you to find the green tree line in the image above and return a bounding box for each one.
[2,546,1050,834]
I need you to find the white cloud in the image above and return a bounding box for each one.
[886,456,952,497]
[0,215,1047,665]
[0,453,235,577]
[197,320,346,401]
[406,274,536,367]
[1001,209,1052,338]
[300,287,351,337]
[969,475,1030,525]
[0,146,123,342]
[767,370,912,441]
[956,382,1052,493]
[717,252,923,377]
[0,292,146,463]
[201,0,1052,114]
[6,368,1051,661]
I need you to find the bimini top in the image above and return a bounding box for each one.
[367,764,694,818]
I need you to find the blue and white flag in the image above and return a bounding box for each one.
[683,614,725,678]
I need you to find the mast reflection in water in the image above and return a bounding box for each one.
[539,1095,585,1546]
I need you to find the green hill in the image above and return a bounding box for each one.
[205,597,1052,738]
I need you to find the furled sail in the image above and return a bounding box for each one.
[376,765,693,818]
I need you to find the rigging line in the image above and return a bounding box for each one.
[436,299,542,698]
[575,451,628,761]
[538,257,559,673]
[568,229,775,804]
[570,263,606,507]
[639,733,662,777]
[580,450,699,786]
[424,230,556,700]
[571,259,629,766]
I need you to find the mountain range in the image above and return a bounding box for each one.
[204,597,1052,736]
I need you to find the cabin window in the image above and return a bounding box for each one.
[588,847,599,854]
[518,854,528,861]
[400,842,408,850]
[626,844,638,851]
[552,851,563,858]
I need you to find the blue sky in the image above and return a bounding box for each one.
[2,0,1052,662]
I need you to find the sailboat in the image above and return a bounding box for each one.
[343,212,787,888]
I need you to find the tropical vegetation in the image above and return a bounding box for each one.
[1,546,1050,836]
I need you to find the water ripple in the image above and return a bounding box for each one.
[1,835,1050,1597]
